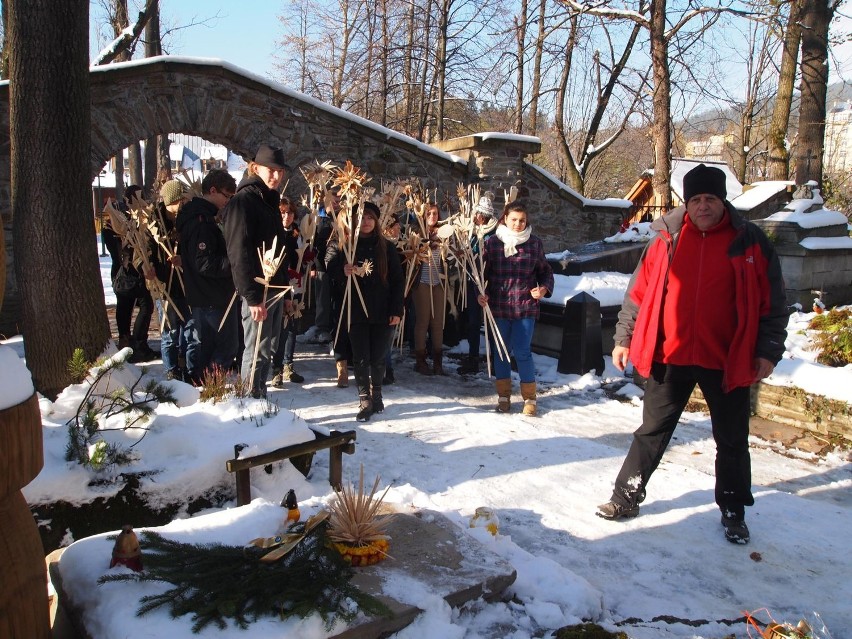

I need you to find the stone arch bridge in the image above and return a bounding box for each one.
[0,56,627,334]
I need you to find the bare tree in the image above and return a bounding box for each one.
[528,0,547,135]
[768,0,804,180]
[552,11,645,194]
[9,0,110,397]
[514,0,528,134]
[795,0,841,186]
[93,0,156,65]
[561,0,744,208]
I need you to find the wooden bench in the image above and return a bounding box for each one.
[226,427,357,506]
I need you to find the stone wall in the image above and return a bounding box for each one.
[432,135,628,253]
[753,217,852,308]
[0,58,628,334]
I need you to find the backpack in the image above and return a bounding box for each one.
[112,250,145,296]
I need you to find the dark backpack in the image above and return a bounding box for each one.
[112,250,144,296]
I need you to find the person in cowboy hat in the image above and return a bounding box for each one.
[220,144,290,398]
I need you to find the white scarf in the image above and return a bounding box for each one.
[495,223,532,257]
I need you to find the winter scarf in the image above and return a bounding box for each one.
[495,224,532,257]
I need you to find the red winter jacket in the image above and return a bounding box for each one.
[614,205,788,391]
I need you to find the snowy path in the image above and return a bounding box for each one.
[284,343,851,638]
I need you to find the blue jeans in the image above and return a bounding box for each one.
[185,305,239,380]
[241,297,284,394]
[271,314,297,370]
[157,298,188,373]
[465,279,483,358]
[493,317,537,383]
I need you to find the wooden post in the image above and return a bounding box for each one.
[226,430,357,505]
[0,393,50,638]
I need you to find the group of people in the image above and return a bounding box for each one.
[108,158,788,544]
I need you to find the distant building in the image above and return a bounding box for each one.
[623,158,743,223]
[684,134,734,163]
[824,101,852,173]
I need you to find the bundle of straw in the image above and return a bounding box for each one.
[104,197,185,328]
[440,184,509,374]
[247,237,292,388]
[328,162,373,345]
[297,160,338,309]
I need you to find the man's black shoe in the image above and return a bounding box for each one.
[721,513,750,544]
[595,501,640,521]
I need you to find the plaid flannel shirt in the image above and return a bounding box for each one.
[482,233,554,320]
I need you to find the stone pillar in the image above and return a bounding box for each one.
[431,133,541,203]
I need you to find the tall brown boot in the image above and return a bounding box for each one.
[415,350,432,375]
[495,378,512,413]
[336,360,349,388]
[432,349,444,375]
[520,381,537,416]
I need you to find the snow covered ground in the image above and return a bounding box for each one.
[3,249,851,639]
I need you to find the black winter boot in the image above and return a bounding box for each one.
[356,395,373,422]
[371,386,384,414]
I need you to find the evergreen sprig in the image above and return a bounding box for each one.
[98,522,390,633]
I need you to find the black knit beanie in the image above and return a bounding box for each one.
[683,164,726,203]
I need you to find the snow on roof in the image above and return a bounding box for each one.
[730,180,793,210]
[199,145,229,162]
[800,236,852,249]
[763,190,848,228]
[670,158,743,202]
[170,143,202,170]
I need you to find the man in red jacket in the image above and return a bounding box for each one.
[596,164,788,544]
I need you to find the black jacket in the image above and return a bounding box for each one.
[175,197,235,309]
[149,202,186,302]
[313,212,334,273]
[326,234,404,325]
[220,175,286,306]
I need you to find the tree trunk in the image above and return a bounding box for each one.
[434,0,450,141]
[649,0,672,209]
[555,15,581,192]
[379,0,388,127]
[403,0,415,136]
[9,0,110,397]
[514,0,527,134]
[144,0,162,196]
[528,0,546,135]
[768,0,802,181]
[127,142,143,187]
[112,0,130,202]
[795,0,833,186]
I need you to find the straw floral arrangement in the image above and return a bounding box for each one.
[326,464,392,567]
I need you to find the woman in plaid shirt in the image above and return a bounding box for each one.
[478,201,554,416]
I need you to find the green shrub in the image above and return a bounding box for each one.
[809,307,852,366]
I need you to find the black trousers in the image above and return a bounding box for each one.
[612,363,754,516]
[349,323,391,398]
[115,290,154,343]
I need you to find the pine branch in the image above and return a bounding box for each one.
[99,524,390,633]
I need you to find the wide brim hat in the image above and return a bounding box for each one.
[253,144,290,171]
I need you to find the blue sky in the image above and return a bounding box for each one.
[90,0,283,79]
[91,2,852,95]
